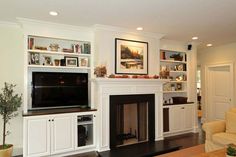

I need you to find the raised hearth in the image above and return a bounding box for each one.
[98,140,181,157]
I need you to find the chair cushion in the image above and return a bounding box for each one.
[226,111,236,134]
[212,132,236,145]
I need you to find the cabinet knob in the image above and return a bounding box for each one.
[49,120,51,122]
[52,119,54,122]
[181,107,185,109]
[94,115,96,117]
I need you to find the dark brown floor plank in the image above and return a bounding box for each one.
[15,132,205,157]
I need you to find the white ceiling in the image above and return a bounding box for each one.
[1,0,236,49]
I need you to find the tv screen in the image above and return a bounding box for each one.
[32,72,88,109]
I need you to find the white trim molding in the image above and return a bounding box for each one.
[0,20,20,28]
[93,24,165,39]
[92,78,168,151]
[204,62,234,121]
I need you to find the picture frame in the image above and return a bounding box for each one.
[115,38,148,75]
[175,64,184,71]
[79,57,89,67]
[176,83,182,91]
[65,57,78,67]
[43,56,52,66]
[29,52,40,65]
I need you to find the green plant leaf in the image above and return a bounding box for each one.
[0,82,22,146]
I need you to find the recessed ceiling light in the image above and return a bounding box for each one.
[207,44,213,47]
[136,27,143,31]
[192,37,198,40]
[49,11,58,16]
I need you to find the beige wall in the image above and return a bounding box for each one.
[198,42,236,119]
[94,28,161,75]
[0,24,24,155]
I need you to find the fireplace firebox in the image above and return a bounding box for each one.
[110,94,155,149]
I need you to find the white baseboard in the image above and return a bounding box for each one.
[13,147,23,156]
[163,129,195,137]
[155,136,164,141]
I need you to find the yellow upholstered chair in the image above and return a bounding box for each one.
[202,108,236,152]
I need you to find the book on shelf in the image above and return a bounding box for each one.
[28,37,34,50]
[160,51,166,60]
[83,43,91,54]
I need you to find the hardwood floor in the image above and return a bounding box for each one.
[16,132,205,157]
[68,132,205,157]
[164,132,205,149]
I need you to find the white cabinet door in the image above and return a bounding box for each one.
[168,104,195,134]
[169,106,184,132]
[184,105,194,130]
[26,116,50,157]
[51,114,75,154]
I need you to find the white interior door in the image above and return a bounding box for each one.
[206,64,233,121]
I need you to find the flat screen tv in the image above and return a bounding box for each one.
[32,72,88,109]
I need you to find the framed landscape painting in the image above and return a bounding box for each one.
[115,38,148,75]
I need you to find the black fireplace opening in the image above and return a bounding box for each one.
[110,94,155,149]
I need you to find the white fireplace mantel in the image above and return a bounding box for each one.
[91,78,169,151]
[91,78,169,83]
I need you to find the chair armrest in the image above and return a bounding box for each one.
[202,120,226,140]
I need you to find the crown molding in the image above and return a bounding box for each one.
[15,18,165,39]
[0,21,20,28]
[17,18,93,33]
[93,24,165,39]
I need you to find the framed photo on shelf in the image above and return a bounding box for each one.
[176,83,182,90]
[65,57,78,67]
[43,56,53,66]
[115,38,148,75]
[79,57,89,67]
[175,64,184,71]
[29,52,40,65]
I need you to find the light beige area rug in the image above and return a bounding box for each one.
[156,144,205,157]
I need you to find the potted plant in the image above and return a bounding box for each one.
[0,83,22,157]
[227,144,236,157]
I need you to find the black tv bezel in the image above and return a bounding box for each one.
[31,72,89,110]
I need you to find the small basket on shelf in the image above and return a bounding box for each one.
[170,53,183,61]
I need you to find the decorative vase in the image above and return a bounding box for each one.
[54,59,60,66]
[0,145,13,157]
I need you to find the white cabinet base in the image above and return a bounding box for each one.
[24,117,50,157]
[23,111,96,157]
[163,104,196,137]
[51,115,75,155]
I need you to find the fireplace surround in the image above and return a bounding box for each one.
[92,78,168,151]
